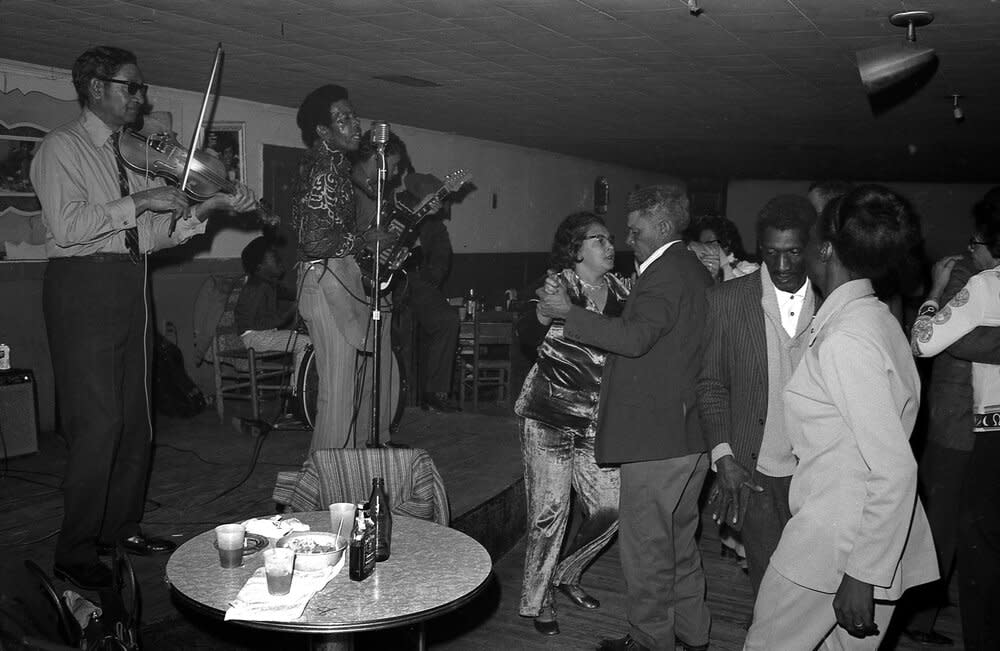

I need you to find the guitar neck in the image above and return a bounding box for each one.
[405,185,450,224]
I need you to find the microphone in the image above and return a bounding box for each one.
[372,121,390,150]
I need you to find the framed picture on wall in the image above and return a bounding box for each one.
[204,122,245,184]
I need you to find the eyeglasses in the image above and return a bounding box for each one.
[969,237,990,247]
[98,78,149,96]
[583,234,615,246]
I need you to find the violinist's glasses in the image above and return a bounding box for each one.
[98,78,149,96]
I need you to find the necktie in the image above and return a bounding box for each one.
[112,133,141,263]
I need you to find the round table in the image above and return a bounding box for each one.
[166,512,492,650]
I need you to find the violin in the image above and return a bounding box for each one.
[114,128,280,226]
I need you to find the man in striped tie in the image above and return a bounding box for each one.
[30,45,256,591]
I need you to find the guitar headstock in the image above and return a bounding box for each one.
[442,169,472,193]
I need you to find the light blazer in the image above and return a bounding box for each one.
[771,280,937,598]
[697,270,816,472]
[564,244,714,465]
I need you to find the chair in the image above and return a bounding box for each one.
[457,314,513,411]
[272,447,450,526]
[209,276,293,423]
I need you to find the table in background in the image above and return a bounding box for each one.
[166,512,492,650]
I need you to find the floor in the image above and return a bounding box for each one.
[0,398,964,649]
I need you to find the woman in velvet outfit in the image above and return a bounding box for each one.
[516,212,630,636]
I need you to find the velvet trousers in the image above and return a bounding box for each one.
[519,417,619,616]
[44,257,151,567]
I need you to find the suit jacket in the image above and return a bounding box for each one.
[564,244,714,464]
[697,270,816,472]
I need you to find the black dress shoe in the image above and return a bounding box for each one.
[532,617,560,635]
[421,392,457,413]
[597,635,650,651]
[53,561,113,591]
[903,628,954,646]
[557,583,600,609]
[677,640,709,651]
[105,534,177,556]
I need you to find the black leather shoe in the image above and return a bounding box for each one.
[677,640,709,651]
[53,561,113,591]
[102,534,176,556]
[421,392,458,413]
[597,635,650,651]
[903,629,954,646]
[557,583,600,609]
[532,617,559,635]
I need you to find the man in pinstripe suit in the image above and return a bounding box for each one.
[697,194,817,598]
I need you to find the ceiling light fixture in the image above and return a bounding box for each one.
[856,10,938,115]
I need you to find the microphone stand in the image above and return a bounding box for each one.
[366,139,387,448]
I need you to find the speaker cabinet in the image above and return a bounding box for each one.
[0,369,38,459]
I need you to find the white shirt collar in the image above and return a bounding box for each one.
[637,239,681,276]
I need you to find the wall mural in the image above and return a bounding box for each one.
[0,88,77,260]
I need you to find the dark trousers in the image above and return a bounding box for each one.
[620,453,711,650]
[44,258,151,567]
[408,281,458,395]
[957,434,1000,651]
[905,442,971,633]
[741,473,792,597]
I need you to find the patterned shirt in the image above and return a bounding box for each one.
[292,141,362,261]
[911,265,1000,432]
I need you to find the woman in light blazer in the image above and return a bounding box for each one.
[744,185,938,650]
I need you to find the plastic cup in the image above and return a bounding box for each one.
[263,548,295,596]
[215,523,245,568]
[329,502,356,538]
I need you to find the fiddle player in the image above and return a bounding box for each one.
[30,45,256,591]
[292,84,396,449]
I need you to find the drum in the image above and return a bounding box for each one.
[296,345,405,434]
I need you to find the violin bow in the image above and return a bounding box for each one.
[171,42,223,235]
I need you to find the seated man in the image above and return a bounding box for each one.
[234,236,311,393]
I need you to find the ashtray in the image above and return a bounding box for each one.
[213,533,267,557]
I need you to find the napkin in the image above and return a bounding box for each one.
[225,555,344,622]
[242,515,310,541]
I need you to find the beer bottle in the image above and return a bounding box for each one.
[368,477,392,561]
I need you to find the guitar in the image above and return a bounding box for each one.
[356,168,472,295]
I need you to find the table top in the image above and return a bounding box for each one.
[165,512,493,634]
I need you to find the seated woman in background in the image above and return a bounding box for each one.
[745,184,937,650]
[688,214,759,282]
[515,212,630,636]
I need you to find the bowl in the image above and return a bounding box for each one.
[277,531,348,572]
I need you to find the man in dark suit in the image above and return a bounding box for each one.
[539,184,714,651]
[697,195,817,599]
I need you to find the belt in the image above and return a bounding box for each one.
[49,253,135,263]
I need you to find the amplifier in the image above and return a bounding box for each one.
[0,369,38,459]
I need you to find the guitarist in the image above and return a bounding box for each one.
[291,84,396,449]
[398,171,461,413]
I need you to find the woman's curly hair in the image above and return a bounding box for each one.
[549,212,607,271]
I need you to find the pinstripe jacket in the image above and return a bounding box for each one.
[696,270,816,473]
